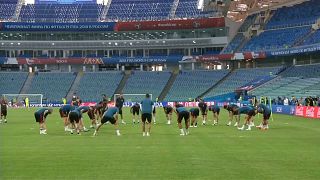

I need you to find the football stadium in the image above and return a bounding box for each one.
[1,0,320,179]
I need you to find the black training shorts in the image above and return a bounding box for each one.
[141,113,152,123]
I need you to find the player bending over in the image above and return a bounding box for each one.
[93,107,121,136]
[163,105,173,125]
[189,107,199,127]
[140,94,154,136]
[256,103,271,130]
[34,108,53,135]
[0,97,8,123]
[223,104,239,126]
[234,106,256,131]
[209,104,220,126]
[198,99,208,125]
[130,102,140,124]
[87,106,97,128]
[175,105,190,136]
[76,106,90,132]
[59,104,75,132]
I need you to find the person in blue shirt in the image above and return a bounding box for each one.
[174,105,190,136]
[59,104,75,132]
[93,107,120,136]
[163,105,173,125]
[68,108,82,135]
[189,107,199,127]
[198,99,208,125]
[140,94,154,136]
[76,106,90,132]
[223,104,239,126]
[209,104,220,126]
[256,103,271,130]
[34,108,53,135]
[234,106,256,131]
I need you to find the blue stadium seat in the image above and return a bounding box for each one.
[0,72,28,95]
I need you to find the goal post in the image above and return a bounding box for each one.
[114,94,153,103]
[1,94,43,107]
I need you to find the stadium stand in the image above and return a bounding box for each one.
[165,70,229,101]
[122,71,171,101]
[303,29,320,46]
[0,0,18,21]
[265,0,320,30]
[26,72,76,102]
[251,64,320,99]
[242,26,311,52]
[19,3,103,22]
[174,0,214,19]
[238,13,258,32]
[221,33,245,54]
[105,0,173,21]
[204,67,284,98]
[0,72,28,94]
[77,72,123,102]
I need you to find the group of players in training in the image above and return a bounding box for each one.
[1,94,271,136]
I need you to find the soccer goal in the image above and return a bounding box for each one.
[114,94,152,103]
[1,94,43,107]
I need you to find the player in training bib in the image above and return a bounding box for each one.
[163,105,173,125]
[140,94,154,136]
[130,102,140,124]
[189,107,199,127]
[256,104,271,130]
[93,107,121,136]
[209,104,220,126]
[175,105,190,136]
[34,108,53,135]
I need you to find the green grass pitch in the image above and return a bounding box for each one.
[1,107,320,180]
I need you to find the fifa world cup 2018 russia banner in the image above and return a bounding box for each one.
[114,18,225,31]
[0,22,116,32]
[16,58,105,65]
[295,106,320,119]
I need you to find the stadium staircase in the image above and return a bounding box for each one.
[198,69,233,98]
[19,72,35,94]
[158,70,178,101]
[293,28,316,47]
[114,71,131,95]
[100,0,112,21]
[169,0,179,19]
[66,72,83,100]
[235,37,249,53]
[12,0,23,21]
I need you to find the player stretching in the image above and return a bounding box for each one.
[116,94,126,124]
[59,104,75,132]
[256,103,271,130]
[163,105,173,125]
[87,106,97,128]
[77,106,90,132]
[34,108,53,135]
[198,99,208,125]
[93,107,121,136]
[140,94,154,136]
[189,107,199,127]
[223,104,239,126]
[175,105,190,136]
[130,102,140,124]
[209,104,220,126]
[234,106,256,131]
[0,97,8,123]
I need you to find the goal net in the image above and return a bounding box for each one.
[1,94,43,107]
[114,94,152,104]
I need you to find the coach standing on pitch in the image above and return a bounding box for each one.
[140,94,154,136]
[116,94,125,124]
